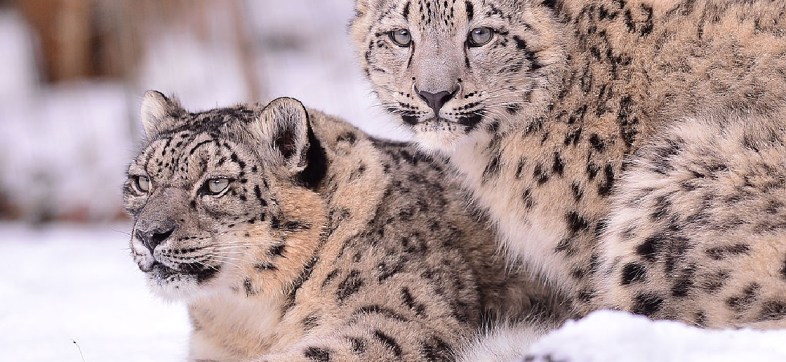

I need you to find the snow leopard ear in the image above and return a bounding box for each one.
[255,97,311,173]
[350,0,383,50]
[140,90,183,138]
[351,0,379,22]
[353,0,371,15]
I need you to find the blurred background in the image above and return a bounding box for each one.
[0,0,407,224]
[0,1,407,360]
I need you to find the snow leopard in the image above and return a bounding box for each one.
[123,91,565,361]
[351,0,786,333]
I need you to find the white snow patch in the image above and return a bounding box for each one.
[0,223,189,362]
[527,310,786,362]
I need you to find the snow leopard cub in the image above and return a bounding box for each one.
[123,91,563,361]
[352,0,786,332]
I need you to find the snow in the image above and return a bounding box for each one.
[527,310,786,362]
[0,223,189,362]
[4,223,786,362]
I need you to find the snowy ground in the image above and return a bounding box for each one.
[0,223,189,362]
[529,310,786,362]
[4,224,786,362]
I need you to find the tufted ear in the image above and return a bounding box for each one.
[350,0,383,53]
[353,0,371,15]
[140,90,183,137]
[350,0,376,27]
[254,97,311,173]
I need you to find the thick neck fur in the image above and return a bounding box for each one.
[186,110,389,360]
[307,109,390,241]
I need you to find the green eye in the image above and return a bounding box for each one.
[204,178,230,195]
[389,29,412,47]
[467,27,494,47]
[134,175,150,193]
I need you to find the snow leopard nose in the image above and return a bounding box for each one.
[136,222,177,253]
[418,88,457,116]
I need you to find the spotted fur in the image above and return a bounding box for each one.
[123,92,565,361]
[352,0,786,333]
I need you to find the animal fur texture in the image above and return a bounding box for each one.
[352,0,786,333]
[123,92,565,361]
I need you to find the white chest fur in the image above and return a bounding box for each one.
[449,136,579,295]
[188,293,284,361]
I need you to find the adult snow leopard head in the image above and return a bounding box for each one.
[351,0,567,152]
[124,91,326,300]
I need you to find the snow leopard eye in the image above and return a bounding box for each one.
[134,175,150,193]
[389,29,412,47]
[467,27,494,47]
[202,178,230,196]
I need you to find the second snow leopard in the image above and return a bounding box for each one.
[123,92,562,361]
[352,0,786,330]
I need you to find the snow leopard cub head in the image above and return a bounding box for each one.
[351,0,566,153]
[123,91,325,301]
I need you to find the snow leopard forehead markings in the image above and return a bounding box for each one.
[151,106,260,138]
[133,106,266,186]
[376,1,522,37]
[413,0,458,29]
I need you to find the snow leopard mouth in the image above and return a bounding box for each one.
[412,115,484,133]
[148,261,220,284]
